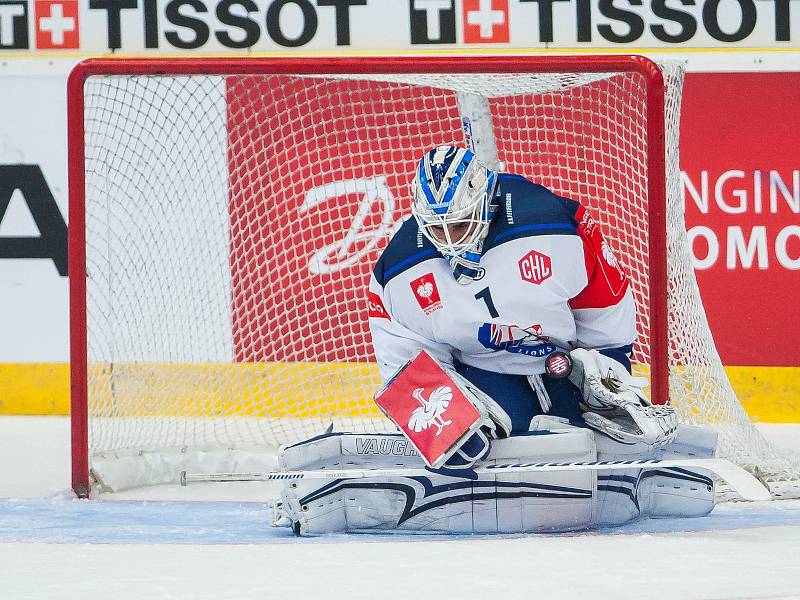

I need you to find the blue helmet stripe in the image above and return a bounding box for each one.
[482,170,498,220]
[423,148,455,215]
[417,160,437,207]
[440,153,471,207]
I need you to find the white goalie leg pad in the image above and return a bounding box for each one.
[641,425,717,519]
[593,424,717,526]
[482,430,596,534]
[276,430,598,535]
[276,432,426,535]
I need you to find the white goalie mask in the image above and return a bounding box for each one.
[411,146,498,258]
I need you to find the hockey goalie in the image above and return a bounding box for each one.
[275,146,717,535]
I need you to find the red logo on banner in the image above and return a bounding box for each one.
[519,250,552,284]
[410,273,443,314]
[374,351,481,467]
[463,0,509,43]
[367,291,390,320]
[35,1,79,49]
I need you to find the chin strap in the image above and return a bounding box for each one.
[448,250,485,284]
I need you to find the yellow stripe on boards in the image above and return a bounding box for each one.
[0,363,70,415]
[85,362,383,418]
[726,367,800,424]
[0,363,798,422]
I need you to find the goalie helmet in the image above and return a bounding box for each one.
[411,146,498,258]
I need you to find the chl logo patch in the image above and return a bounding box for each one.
[519,250,552,285]
[410,272,443,314]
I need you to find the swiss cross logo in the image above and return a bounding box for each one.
[35,0,79,49]
[367,291,390,320]
[519,250,552,284]
[410,273,443,314]
[463,0,509,43]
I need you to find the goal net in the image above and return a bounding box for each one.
[68,56,799,496]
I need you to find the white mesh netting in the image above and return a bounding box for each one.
[77,62,800,493]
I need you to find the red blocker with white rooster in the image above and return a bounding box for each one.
[374,350,511,469]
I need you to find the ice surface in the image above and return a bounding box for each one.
[1,417,800,600]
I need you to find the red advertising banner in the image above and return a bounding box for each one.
[224,76,455,363]
[681,73,800,366]
[223,71,798,370]
[223,74,649,366]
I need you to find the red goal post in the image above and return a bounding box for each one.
[68,55,671,498]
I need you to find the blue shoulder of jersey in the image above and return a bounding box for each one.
[484,174,580,251]
[373,174,581,288]
[372,216,441,288]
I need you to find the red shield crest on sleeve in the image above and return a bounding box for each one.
[374,351,482,468]
[409,273,443,314]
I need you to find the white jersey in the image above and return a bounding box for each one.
[368,174,636,381]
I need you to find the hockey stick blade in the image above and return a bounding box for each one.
[181,457,771,501]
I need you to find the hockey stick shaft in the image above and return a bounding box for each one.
[181,457,771,501]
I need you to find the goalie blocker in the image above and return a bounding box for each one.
[373,350,511,469]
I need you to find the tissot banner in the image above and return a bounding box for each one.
[0,0,798,55]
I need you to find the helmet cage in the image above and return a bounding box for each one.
[411,147,497,258]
